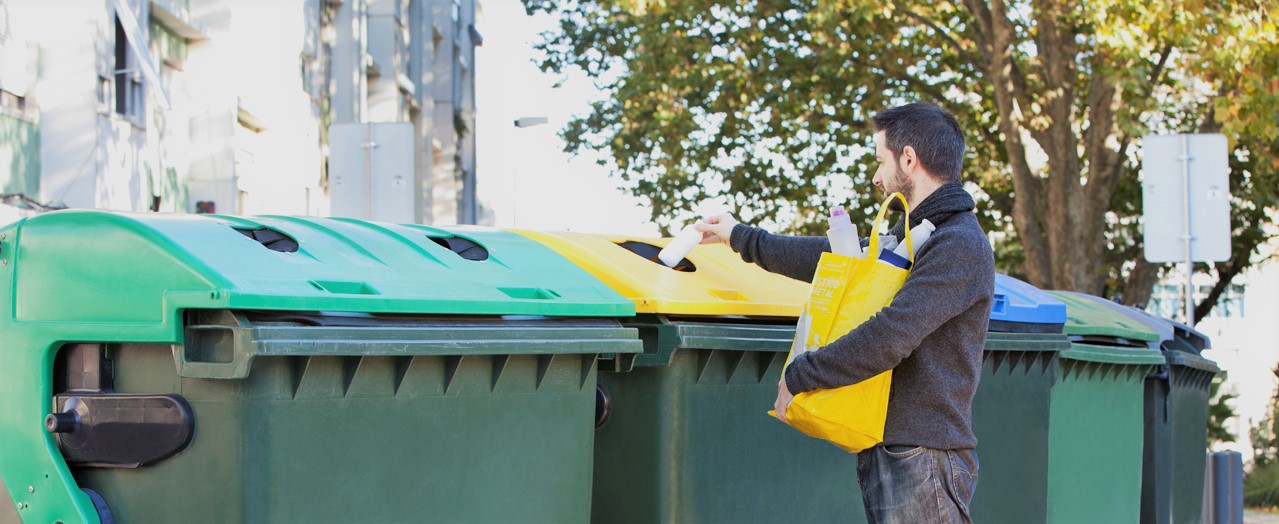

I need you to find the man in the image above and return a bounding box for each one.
[696,102,994,523]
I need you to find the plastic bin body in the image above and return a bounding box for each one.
[1142,345,1220,524]
[593,316,862,523]
[1046,292,1166,522]
[1048,344,1164,523]
[0,212,640,524]
[75,318,626,523]
[970,274,1070,523]
[970,332,1071,523]
[512,231,863,523]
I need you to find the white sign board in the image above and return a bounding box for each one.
[1141,134,1231,263]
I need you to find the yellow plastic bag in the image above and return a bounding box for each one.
[770,193,914,453]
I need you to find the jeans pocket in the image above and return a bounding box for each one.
[881,445,926,459]
[946,451,978,516]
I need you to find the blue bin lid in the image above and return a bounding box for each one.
[988,274,1067,334]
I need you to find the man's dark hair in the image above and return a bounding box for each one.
[871,103,966,184]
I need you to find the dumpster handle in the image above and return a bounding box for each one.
[595,384,612,429]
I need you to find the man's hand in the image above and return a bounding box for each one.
[695,213,739,245]
[774,375,795,423]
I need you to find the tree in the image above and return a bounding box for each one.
[1246,365,1279,508]
[1208,375,1238,446]
[526,0,1279,314]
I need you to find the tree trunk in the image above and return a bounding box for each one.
[963,0,1053,289]
[1122,259,1163,308]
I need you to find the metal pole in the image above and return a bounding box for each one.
[1181,135,1195,326]
[364,122,374,221]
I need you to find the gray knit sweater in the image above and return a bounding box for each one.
[731,183,994,450]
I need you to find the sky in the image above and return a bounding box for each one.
[474,2,663,237]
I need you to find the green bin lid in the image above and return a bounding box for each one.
[4,211,637,323]
[983,331,1072,353]
[1059,343,1166,365]
[1047,291,1161,347]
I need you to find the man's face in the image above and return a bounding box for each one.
[873,131,914,203]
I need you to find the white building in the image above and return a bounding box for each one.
[0,0,481,224]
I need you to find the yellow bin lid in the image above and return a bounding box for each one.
[511,230,807,318]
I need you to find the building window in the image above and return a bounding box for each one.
[0,89,24,113]
[113,15,145,123]
[1146,283,1246,321]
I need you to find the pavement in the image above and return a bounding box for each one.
[1247,509,1279,523]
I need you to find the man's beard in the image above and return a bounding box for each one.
[887,164,914,211]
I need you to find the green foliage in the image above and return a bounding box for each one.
[1247,365,1279,508]
[526,0,1279,303]
[1246,460,1279,509]
[1208,375,1238,446]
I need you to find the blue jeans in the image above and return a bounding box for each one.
[857,445,979,524]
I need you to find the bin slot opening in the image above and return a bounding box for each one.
[1065,334,1150,348]
[309,280,381,295]
[429,236,489,261]
[234,227,299,252]
[615,241,696,272]
[498,287,560,300]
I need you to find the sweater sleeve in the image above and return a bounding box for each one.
[783,227,994,394]
[728,224,829,283]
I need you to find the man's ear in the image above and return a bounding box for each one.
[899,145,918,173]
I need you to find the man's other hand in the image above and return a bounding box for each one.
[695,214,739,245]
[774,376,795,423]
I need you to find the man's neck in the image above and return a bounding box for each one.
[908,176,945,209]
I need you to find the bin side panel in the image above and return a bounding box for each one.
[970,347,1055,523]
[73,344,597,524]
[1170,366,1214,523]
[1142,377,1173,524]
[1047,359,1153,524]
[593,349,864,523]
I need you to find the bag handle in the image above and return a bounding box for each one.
[865,192,914,264]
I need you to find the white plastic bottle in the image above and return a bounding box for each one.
[866,235,898,257]
[892,219,936,259]
[827,207,861,258]
[658,224,703,267]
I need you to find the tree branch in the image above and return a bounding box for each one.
[1087,43,1174,231]
[901,76,951,105]
[1195,259,1243,323]
[895,3,982,67]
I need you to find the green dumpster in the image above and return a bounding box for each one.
[0,211,641,524]
[1046,291,1166,523]
[512,231,865,523]
[970,274,1072,523]
[1136,312,1219,524]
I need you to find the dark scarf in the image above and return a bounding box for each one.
[888,182,976,240]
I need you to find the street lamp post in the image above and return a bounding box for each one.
[511,116,548,228]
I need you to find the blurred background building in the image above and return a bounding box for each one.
[0,0,484,224]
